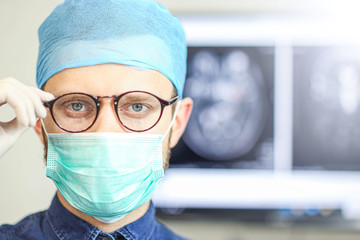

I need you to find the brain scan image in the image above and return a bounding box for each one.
[170,47,274,169]
[293,46,360,170]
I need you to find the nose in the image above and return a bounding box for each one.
[88,98,128,132]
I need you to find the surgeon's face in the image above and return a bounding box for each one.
[41,63,179,168]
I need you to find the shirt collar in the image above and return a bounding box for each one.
[46,194,156,240]
[117,201,156,239]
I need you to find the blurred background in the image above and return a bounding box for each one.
[1,0,360,239]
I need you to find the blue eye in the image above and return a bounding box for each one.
[131,104,146,112]
[71,103,84,111]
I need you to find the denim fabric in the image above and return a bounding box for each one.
[0,195,188,240]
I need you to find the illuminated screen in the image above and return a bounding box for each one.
[293,46,360,171]
[153,17,360,221]
[171,46,274,169]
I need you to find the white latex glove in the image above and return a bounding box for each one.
[0,77,54,158]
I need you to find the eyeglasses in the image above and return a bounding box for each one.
[43,91,179,133]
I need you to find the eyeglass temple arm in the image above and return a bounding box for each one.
[43,101,53,108]
[167,95,180,105]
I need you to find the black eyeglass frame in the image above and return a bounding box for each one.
[43,90,180,133]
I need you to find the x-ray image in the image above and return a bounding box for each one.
[293,46,360,170]
[170,47,274,169]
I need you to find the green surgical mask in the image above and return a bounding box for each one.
[46,132,164,223]
[42,103,178,224]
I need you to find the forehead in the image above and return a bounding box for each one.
[44,63,174,99]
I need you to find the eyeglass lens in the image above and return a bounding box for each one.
[51,92,164,132]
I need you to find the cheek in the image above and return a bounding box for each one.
[150,107,174,134]
[43,113,67,133]
[162,132,169,156]
[162,132,171,150]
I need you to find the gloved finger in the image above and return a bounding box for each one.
[31,93,48,119]
[29,87,54,102]
[25,87,52,119]
[21,92,37,127]
[0,77,24,106]
[0,78,53,126]
[5,89,32,127]
[11,84,50,122]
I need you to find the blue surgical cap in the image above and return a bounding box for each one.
[36,0,187,96]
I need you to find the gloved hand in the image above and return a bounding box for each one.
[0,77,54,158]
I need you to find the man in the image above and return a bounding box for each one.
[0,0,193,239]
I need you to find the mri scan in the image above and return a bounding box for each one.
[171,47,274,169]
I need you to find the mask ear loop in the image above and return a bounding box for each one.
[163,99,181,138]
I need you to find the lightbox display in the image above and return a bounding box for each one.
[153,16,360,221]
